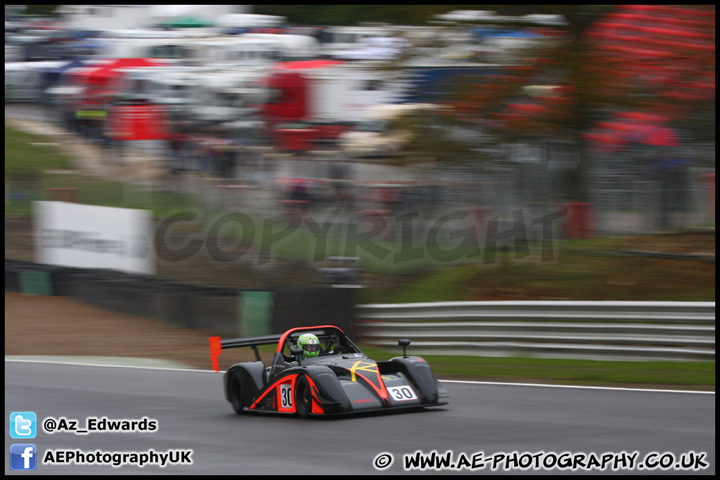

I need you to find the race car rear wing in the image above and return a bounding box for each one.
[210,326,350,372]
[209,334,282,372]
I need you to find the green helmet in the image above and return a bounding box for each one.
[297,333,321,358]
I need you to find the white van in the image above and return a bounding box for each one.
[338,103,448,157]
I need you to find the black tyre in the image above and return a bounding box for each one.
[294,375,312,418]
[228,372,245,415]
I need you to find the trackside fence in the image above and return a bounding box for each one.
[355,301,716,362]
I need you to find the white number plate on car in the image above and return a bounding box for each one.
[388,385,418,402]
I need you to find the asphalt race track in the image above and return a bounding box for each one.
[5,360,715,475]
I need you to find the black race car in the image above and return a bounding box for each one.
[210,325,448,417]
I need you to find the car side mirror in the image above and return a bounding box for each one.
[398,339,411,358]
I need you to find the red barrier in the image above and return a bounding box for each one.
[110,104,167,141]
[562,202,594,239]
[701,173,715,219]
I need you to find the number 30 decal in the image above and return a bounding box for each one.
[279,384,293,409]
[387,386,417,402]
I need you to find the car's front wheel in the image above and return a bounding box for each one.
[294,375,312,418]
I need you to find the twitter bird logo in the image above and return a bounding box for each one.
[10,412,37,439]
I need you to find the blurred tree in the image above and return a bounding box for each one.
[581,5,715,229]
[360,6,611,202]
[357,6,714,202]
[582,5,715,142]
[430,6,617,201]
[23,5,60,16]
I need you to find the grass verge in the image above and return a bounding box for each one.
[250,344,714,390]
[360,345,715,390]
[5,125,73,176]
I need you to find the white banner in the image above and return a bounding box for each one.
[33,201,155,275]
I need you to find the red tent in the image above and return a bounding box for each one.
[86,58,164,87]
[95,59,169,142]
[273,60,343,70]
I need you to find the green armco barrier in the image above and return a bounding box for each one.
[239,291,274,337]
[19,270,53,296]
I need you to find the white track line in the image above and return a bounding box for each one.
[439,379,714,394]
[5,356,714,394]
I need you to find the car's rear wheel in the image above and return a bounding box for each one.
[294,375,312,418]
[229,372,245,415]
